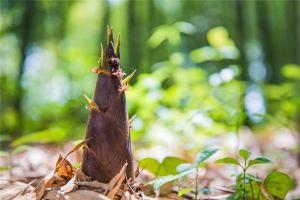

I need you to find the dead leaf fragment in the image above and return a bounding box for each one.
[55,154,76,180]
[0,180,35,200]
[44,189,111,200]
[107,163,127,199]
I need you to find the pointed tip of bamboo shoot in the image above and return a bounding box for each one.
[115,33,121,59]
[106,26,111,47]
[122,69,136,86]
[106,26,116,59]
[100,44,105,68]
[99,26,122,73]
[106,26,114,48]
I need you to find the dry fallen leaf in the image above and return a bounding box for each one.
[55,154,76,180]
[35,154,76,200]
[44,189,111,200]
[0,180,35,200]
[35,172,54,200]
[32,142,145,200]
[107,163,127,199]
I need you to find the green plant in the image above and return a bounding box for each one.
[216,149,271,200]
[141,148,218,198]
[216,149,293,200]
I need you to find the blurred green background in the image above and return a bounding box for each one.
[0,0,299,155]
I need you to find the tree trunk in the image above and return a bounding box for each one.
[81,27,134,183]
[14,0,35,138]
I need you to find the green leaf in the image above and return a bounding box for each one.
[248,157,272,167]
[72,163,81,169]
[207,26,235,47]
[239,149,250,161]
[139,158,160,175]
[178,187,193,196]
[0,134,11,142]
[215,157,240,166]
[157,157,186,176]
[264,171,294,199]
[195,148,218,166]
[12,128,66,147]
[174,22,196,34]
[245,174,262,183]
[0,150,8,157]
[12,145,30,155]
[176,163,195,173]
[190,46,220,63]
[0,166,12,171]
[282,64,300,80]
[147,25,180,48]
[151,168,195,190]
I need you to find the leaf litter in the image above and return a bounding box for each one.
[1,141,144,200]
[1,129,300,199]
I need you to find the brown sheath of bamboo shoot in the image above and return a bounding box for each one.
[81,27,134,183]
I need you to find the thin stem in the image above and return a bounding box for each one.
[235,118,240,157]
[177,179,181,191]
[195,168,199,200]
[243,169,246,200]
[8,150,12,178]
[256,187,262,200]
[249,179,255,200]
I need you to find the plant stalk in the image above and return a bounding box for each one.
[243,168,246,200]
[250,179,255,200]
[195,168,199,200]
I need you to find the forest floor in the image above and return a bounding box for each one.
[1,127,300,200]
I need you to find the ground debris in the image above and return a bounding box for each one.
[1,141,145,200]
[0,179,36,200]
[33,143,145,200]
[39,163,144,200]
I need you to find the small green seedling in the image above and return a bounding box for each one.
[215,149,272,200]
[143,148,218,198]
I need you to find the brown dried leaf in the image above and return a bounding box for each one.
[121,192,126,200]
[65,140,85,160]
[0,180,35,200]
[107,163,127,199]
[75,180,108,190]
[35,171,54,200]
[36,155,76,199]
[55,154,76,180]
[45,174,66,188]
[44,189,111,200]
[16,192,36,200]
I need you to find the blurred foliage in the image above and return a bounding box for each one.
[0,0,299,153]
[141,148,293,199]
[11,128,66,147]
[139,157,185,176]
[127,25,246,152]
[147,148,218,191]
[228,171,294,200]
